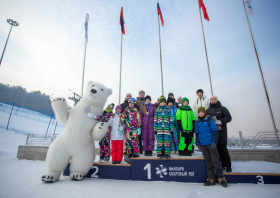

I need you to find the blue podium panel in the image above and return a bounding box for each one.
[63,163,131,180]
[131,157,208,183]
[223,173,280,184]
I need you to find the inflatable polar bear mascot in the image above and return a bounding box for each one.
[41,81,112,182]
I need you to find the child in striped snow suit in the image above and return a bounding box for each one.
[154,96,174,159]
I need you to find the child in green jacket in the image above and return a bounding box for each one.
[176,97,196,156]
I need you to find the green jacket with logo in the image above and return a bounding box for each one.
[176,108,196,131]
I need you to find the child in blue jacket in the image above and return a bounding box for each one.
[195,107,227,187]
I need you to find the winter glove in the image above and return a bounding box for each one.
[215,120,222,125]
[211,142,217,150]
[137,128,141,135]
[118,125,124,131]
[177,120,182,127]
[154,130,157,135]
[171,130,173,135]
[87,113,97,119]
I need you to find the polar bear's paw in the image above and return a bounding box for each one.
[41,172,61,182]
[70,172,85,181]
[92,122,109,140]
[51,97,68,124]
[52,97,66,106]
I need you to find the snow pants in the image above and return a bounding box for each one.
[156,133,171,157]
[171,127,179,151]
[99,127,112,161]
[142,127,155,151]
[200,145,224,179]
[179,131,194,151]
[111,140,124,162]
[217,144,232,169]
[126,128,139,156]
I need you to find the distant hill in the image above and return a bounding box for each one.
[0,83,52,113]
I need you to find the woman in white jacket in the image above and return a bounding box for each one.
[192,89,210,118]
[108,105,125,164]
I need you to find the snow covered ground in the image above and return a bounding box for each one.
[0,129,280,198]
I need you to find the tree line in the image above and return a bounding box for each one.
[0,83,53,113]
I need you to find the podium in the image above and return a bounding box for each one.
[63,154,280,184]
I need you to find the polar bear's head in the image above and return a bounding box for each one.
[83,81,112,107]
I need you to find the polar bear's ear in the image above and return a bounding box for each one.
[107,88,112,96]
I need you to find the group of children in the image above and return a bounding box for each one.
[87,94,228,187]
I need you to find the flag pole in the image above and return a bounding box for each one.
[197,0,213,96]
[241,0,279,146]
[157,15,164,96]
[81,14,89,97]
[119,32,123,104]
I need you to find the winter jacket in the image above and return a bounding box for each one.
[168,105,178,126]
[206,101,232,144]
[176,107,196,132]
[154,106,174,134]
[136,97,146,112]
[108,113,125,140]
[195,115,219,145]
[120,99,139,113]
[140,103,156,131]
[120,107,141,130]
[192,95,210,118]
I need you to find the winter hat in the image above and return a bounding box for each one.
[159,96,166,104]
[115,105,122,112]
[168,92,174,97]
[196,89,204,95]
[198,107,206,114]
[128,98,136,103]
[210,95,218,100]
[105,103,115,112]
[177,96,182,100]
[145,95,152,102]
[126,93,132,97]
[139,90,145,95]
[182,97,189,105]
[167,97,174,105]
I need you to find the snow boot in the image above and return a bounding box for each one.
[226,167,232,173]
[127,154,132,158]
[186,150,192,156]
[204,178,215,186]
[178,150,185,156]
[218,177,228,187]
[164,154,170,159]
[149,151,153,156]
[157,154,163,159]
[144,151,149,156]
[112,161,116,164]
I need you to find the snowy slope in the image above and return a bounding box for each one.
[0,129,280,198]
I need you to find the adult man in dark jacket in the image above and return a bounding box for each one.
[168,93,179,108]
[206,95,232,172]
[120,93,138,113]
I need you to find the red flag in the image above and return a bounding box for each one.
[157,1,164,27]
[199,0,210,21]
[120,7,125,35]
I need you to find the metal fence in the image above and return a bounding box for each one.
[0,101,65,139]
[228,131,280,148]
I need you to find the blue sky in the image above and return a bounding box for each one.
[0,0,280,138]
